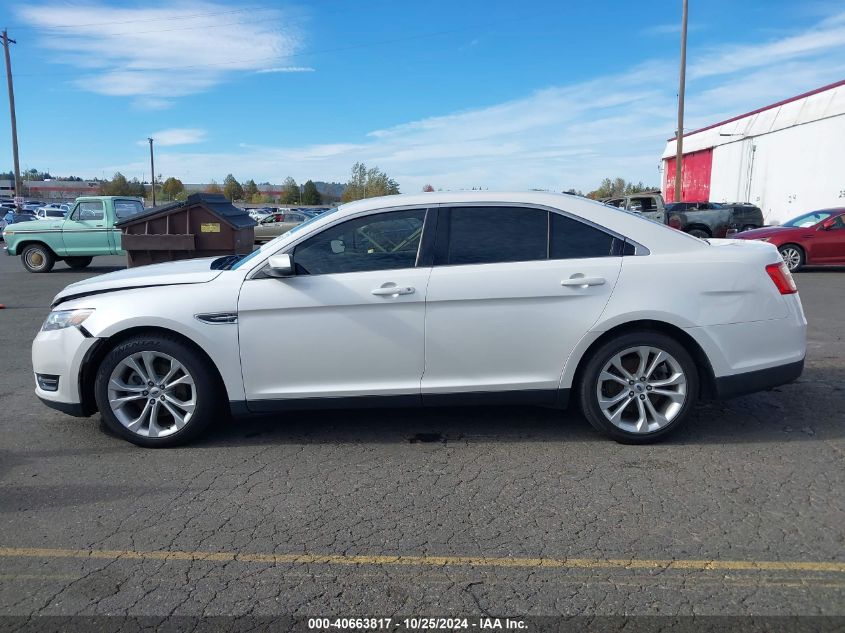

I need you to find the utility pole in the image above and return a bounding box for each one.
[674,0,688,202]
[148,137,156,206]
[2,30,22,209]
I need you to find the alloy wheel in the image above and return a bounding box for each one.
[107,351,196,438]
[780,247,801,271]
[596,346,688,434]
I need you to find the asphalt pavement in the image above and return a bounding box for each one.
[0,251,843,621]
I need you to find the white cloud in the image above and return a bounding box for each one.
[52,10,845,193]
[138,128,208,147]
[17,2,305,107]
[690,12,845,79]
[255,66,315,74]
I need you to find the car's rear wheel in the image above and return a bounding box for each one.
[21,244,55,273]
[779,244,804,272]
[687,228,710,239]
[64,256,93,269]
[578,331,699,443]
[94,334,221,447]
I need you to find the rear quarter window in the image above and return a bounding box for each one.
[550,213,616,259]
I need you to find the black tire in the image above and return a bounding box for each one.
[687,228,710,239]
[21,243,55,273]
[94,334,223,447]
[778,244,805,272]
[578,331,699,444]
[65,256,93,269]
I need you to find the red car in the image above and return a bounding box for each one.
[737,208,845,271]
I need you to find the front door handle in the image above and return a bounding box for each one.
[372,285,415,297]
[561,276,606,288]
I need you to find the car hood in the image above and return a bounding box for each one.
[52,257,223,307]
[737,226,802,240]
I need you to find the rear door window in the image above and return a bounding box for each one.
[444,206,548,265]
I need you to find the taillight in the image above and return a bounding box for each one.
[766,262,797,295]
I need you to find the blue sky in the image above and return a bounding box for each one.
[3,0,845,192]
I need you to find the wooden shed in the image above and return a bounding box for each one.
[116,193,255,267]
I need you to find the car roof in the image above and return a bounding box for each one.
[292,191,703,255]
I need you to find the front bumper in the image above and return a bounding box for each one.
[32,324,99,414]
[36,396,89,417]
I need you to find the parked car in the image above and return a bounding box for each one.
[602,193,667,224]
[248,207,276,221]
[1,211,37,240]
[253,211,309,243]
[35,207,67,220]
[736,208,845,271]
[3,196,144,272]
[604,194,765,239]
[32,192,805,447]
[665,201,764,238]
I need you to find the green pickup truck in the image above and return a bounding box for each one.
[3,196,144,272]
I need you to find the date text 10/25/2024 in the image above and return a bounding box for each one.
[308,618,528,630]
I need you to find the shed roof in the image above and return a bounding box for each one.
[115,193,256,228]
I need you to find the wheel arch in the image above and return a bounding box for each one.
[15,239,57,258]
[566,319,718,400]
[684,224,712,237]
[79,325,229,417]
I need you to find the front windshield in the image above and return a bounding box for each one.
[230,207,341,271]
[783,211,832,227]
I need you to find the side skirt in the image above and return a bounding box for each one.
[232,389,570,416]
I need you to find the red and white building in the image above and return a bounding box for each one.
[662,79,845,224]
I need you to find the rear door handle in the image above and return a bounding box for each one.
[372,285,415,296]
[561,276,606,288]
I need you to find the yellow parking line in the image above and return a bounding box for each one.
[0,546,843,574]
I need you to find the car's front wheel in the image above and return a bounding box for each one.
[578,331,699,443]
[779,244,804,272]
[94,334,221,447]
[21,244,55,273]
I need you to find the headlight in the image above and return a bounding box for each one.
[756,237,771,242]
[41,309,94,332]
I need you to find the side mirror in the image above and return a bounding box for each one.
[819,220,834,231]
[330,239,345,254]
[266,253,294,277]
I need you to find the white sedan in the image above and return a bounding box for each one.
[32,192,806,447]
[34,206,67,220]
